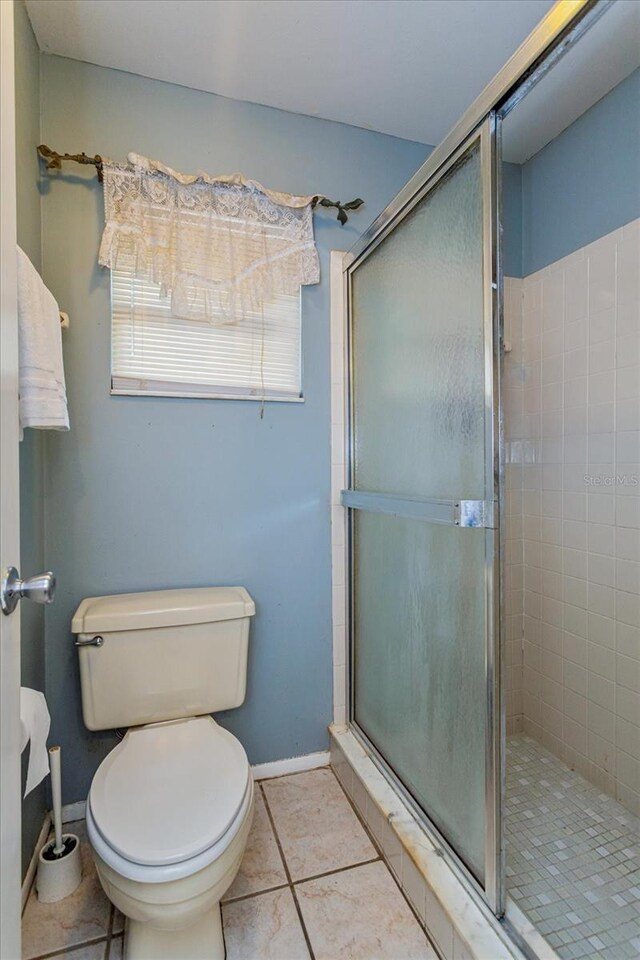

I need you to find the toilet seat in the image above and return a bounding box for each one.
[87,715,251,882]
[86,778,253,884]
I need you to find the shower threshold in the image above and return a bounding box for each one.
[330,724,524,960]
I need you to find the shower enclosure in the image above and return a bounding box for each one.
[337,1,639,952]
[343,118,502,908]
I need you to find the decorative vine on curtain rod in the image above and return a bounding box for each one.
[37,144,365,326]
[36,145,364,225]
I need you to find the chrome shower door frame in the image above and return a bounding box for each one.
[340,0,612,917]
[343,114,503,913]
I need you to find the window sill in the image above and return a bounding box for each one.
[110,387,304,402]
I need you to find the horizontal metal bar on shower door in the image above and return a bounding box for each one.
[341,490,496,528]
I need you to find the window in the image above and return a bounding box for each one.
[110,270,302,401]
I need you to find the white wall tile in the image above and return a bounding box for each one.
[590,584,616,619]
[616,334,640,369]
[588,234,617,314]
[616,398,640,430]
[588,370,615,406]
[588,494,615,525]
[617,496,640,529]
[617,431,640,462]
[588,402,614,434]
[516,220,640,809]
[588,612,615,647]
[587,523,614,556]
[616,226,640,306]
[616,716,640,760]
[617,366,640,400]
[616,621,640,659]
[616,527,640,561]
[617,589,640,628]
[588,641,615,680]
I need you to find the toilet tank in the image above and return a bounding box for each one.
[72,587,255,731]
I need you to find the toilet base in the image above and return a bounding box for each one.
[125,904,225,960]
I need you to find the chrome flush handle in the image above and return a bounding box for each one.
[1,566,56,615]
[74,635,104,648]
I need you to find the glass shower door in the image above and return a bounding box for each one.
[344,118,501,908]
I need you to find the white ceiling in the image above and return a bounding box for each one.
[24,0,640,164]
[25,0,556,148]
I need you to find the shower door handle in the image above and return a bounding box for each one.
[341,491,496,528]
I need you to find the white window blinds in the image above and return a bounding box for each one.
[110,268,302,400]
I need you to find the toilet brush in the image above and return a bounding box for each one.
[36,746,82,902]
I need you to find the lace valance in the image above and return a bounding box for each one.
[98,153,320,324]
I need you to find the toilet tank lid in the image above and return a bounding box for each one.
[72,586,255,634]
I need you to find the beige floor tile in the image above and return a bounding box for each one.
[296,860,437,960]
[223,787,287,901]
[222,887,310,960]
[262,769,376,881]
[22,823,111,960]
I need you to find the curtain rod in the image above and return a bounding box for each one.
[36,144,364,225]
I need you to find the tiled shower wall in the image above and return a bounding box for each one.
[504,219,640,815]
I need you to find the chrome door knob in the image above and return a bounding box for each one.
[1,567,56,615]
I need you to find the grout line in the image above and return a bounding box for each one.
[288,882,316,960]
[256,782,292,885]
[258,782,316,960]
[293,856,381,887]
[225,775,380,900]
[221,904,228,960]
[223,881,290,905]
[103,905,115,959]
[29,936,109,960]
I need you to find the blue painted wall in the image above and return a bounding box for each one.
[34,43,637,807]
[39,55,431,803]
[502,162,523,278]
[522,67,640,275]
[14,0,47,877]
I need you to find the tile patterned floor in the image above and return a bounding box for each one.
[506,734,640,960]
[22,767,437,960]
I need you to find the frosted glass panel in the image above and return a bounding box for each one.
[352,144,485,500]
[354,513,487,880]
[350,138,490,883]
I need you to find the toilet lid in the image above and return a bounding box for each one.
[89,716,250,867]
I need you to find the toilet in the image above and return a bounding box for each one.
[72,586,256,960]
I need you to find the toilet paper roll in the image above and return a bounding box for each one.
[20,687,51,797]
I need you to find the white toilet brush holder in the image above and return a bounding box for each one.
[36,745,82,903]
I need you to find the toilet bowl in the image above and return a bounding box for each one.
[86,716,254,960]
[72,585,257,960]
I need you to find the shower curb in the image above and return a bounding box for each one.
[330,724,536,960]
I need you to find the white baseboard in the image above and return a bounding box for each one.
[62,799,86,823]
[43,751,328,843]
[251,750,330,781]
[22,813,51,912]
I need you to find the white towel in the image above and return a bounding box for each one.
[17,246,69,437]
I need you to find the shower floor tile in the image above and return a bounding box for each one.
[506,734,640,960]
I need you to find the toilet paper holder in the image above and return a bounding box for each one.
[1,567,56,615]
